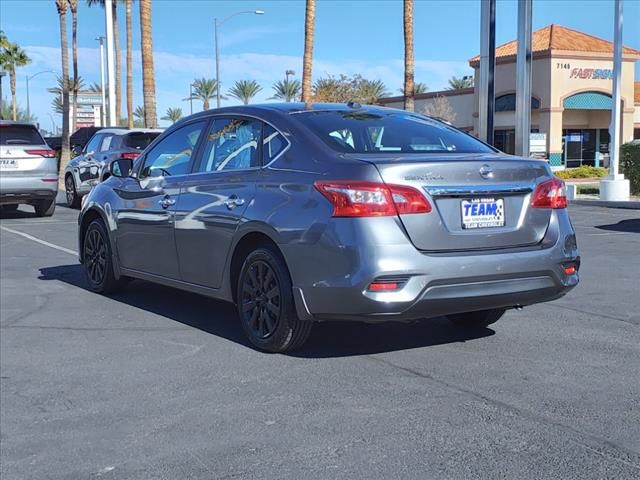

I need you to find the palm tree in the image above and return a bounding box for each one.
[270,78,301,102]
[1,98,35,123]
[227,80,262,105]
[0,43,31,121]
[87,0,122,123]
[88,81,102,92]
[125,0,133,128]
[301,0,315,103]
[188,78,221,111]
[447,75,473,90]
[139,0,157,127]
[161,107,182,124]
[398,82,428,95]
[69,0,79,131]
[358,79,390,104]
[403,0,414,111]
[56,0,71,186]
[134,105,145,121]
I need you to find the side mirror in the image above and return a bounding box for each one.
[110,158,133,178]
[72,145,83,156]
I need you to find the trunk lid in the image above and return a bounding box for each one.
[352,153,553,251]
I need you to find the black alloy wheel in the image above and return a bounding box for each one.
[241,260,281,339]
[66,175,80,208]
[237,247,312,353]
[83,219,127,293]
[84,227,107,286]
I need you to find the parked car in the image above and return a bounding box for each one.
[78,103,580,352]
[64,128,161,207]
[0,121,58,216]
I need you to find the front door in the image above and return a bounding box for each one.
[174,117,263,289]
[114,120,208,279]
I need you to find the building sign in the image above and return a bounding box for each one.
[569,68,613,80]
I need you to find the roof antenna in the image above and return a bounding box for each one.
[346,100,361,109]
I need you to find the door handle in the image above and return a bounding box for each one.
[224,195,245,209]
[158,195,176,209]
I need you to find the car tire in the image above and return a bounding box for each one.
[65,174,81,209]
[83,218,127,294]
[34,199,56,217]
[447,308,506,329]
[237,247,312,353]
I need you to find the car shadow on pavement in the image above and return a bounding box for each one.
[0,208,38,219]
[595,219,640,233]
[39,264,495,358]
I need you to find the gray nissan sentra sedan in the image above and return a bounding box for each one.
[77,103,579,352]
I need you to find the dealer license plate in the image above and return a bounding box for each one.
[0,159,18,169]
[461,198,505,229]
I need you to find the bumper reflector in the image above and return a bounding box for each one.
[368,282,399,291]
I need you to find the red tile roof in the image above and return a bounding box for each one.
[469,24,640,66]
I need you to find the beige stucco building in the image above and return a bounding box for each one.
[379,25,640,169]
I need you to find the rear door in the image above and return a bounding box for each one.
[114,120,208,278]
[367,154,552,251]
[174,116,263,289]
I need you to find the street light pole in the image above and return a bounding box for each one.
[96,36,107,126]
[25,70,57,122]
[215,17,220,108]
[214,9,265,109]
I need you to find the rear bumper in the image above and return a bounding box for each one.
[0,176,58,204]
[285,210,579,323]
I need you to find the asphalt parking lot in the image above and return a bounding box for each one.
[1,202,639,479]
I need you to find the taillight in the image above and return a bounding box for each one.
[120,152,140,160]
[25,149,57,158]
[531,178,567,209]
[314,180,431,217]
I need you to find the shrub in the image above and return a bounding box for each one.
[554,165,608,179]
[620,142,640,195]
[577,186,599,195]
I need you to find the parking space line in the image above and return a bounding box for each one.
[0,221,79,227]
[0,225,78,256]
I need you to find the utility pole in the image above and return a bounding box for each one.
[105,0,117,125]
[600,0,630,201]
[515,0,532,157]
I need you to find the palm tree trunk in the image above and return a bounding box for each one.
[301,0,315,103]
[203,98,209,110]
[126,0,133,128]
[9,67,16,121]
[139,0,157,128]
[112,1,121,125]
[71,4,79,132]
[403,0,415,112]
[57,0,71,188]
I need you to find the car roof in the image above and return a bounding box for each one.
[0,120,38,128]
[95,127,163,135]
[183,102,407,121]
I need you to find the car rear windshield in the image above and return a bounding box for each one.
[123,132,160,150]
[295,110,494,154]
[0,125,45,146]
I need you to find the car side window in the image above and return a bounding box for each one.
[198,118,261,173]
[84,134,103,154]
[100,134,114,152]
[262,124,288,164]
[139,121,206,178]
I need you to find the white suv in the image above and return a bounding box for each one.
[0,121,58,216]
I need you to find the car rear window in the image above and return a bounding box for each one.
[123,132,160,150]
[294,110,493,154]
[0,125,45,146]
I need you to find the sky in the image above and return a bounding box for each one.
[1,0,639,131]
